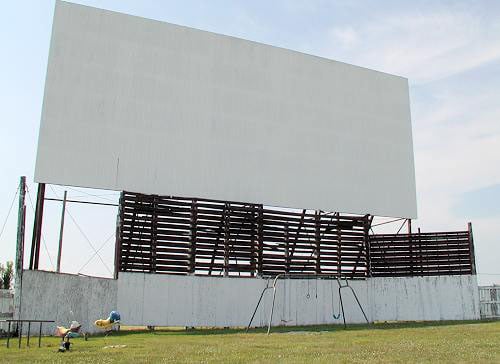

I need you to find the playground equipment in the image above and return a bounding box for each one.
[246,274,282,335]
[55,320,84,352]
[334,277,370,328]
[246,275,370,334]
[94,311,121,332]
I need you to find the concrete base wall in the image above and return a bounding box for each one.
[0,289,14,332]
[17,271,479,334]
[18,270,117,334]
[370,275,480,321]
[117,273,370,327]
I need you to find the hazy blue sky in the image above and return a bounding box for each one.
[1,0,499,283]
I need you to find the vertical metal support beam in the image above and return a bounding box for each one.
[29,183,45,270]
[223,203,230,277]
[257,204,264,275]
[56,191,67,273]
[408,219,413,275]
[284,222,290,274]
[315,211,321,274]
[336,213,342,277]
[364,215,373,277]
[418,227,423,276]
[150,195,158,273]
[14,177,26,326]
[113,192,124,279]
[250,205,257,277]
[189,199,197,274]
[468,222,476,275]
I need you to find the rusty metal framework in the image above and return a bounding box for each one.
[116,192,476,279]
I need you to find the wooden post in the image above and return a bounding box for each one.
[56,191,67,273]
[336,213,342,277]
[365,215,373,277]
[113,192,124,279]
[249,206,255,277]
[408,219,413,275]
[257,205,264,275]
[468,222,476,275]
[150,195,158,273]
[418,227,423,276]
[284,222,290,274]
[29,183,45,270]
[315,211,321,274]
[189,199,197,274]
[14,176,26,322]
[223,204,230,277]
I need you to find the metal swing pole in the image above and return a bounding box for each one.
[246,274,282,335]
[336,276,370,329]
[267,274,282,335]
[246,283,271,332]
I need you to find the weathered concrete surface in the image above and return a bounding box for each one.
[479,286,500,319]
[18,270,117,334]
[369,275,480,321]
[0,289,14,317]
[117,273,479,327]
[117,273,369,327]
[17,271,479,333]
[0,289,14,332]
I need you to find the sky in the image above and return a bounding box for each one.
[0,0,499,284]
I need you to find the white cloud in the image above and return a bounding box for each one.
[316,4,500,282]
[330,26,358,47]
[324,11,500,84]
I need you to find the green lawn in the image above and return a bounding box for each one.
[1,321,499,363]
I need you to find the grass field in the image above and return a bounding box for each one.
[1,321,499,363]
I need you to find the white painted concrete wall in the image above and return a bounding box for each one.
[0,289,14,317]
[17,271,479,334]
[370,275,480,321]
[0,289,14,332]
[117,273,479,326]
[18,270,117,334]
[479,286,500,319]
[117,273,370,327]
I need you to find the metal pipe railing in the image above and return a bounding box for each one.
[1,319,54,348]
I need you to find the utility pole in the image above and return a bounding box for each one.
[14,176,26,321]
[56,191,67,273]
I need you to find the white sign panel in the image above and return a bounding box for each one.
[35,1,417,218]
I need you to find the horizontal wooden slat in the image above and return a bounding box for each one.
[117,191,473,279]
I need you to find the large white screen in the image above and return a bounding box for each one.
[35,1,417,218]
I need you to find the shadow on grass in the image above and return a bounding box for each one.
[0,320,496,346]
[98,319,496,338]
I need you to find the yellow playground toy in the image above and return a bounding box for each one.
[95,311,121,331]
